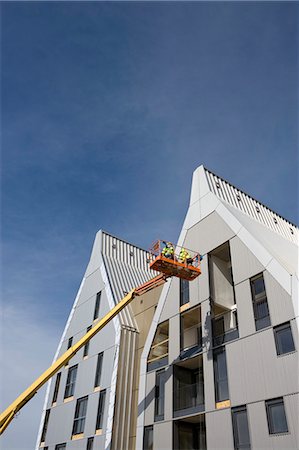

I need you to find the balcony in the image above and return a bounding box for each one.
[180,306,202,360]
[212,307,239,347]
[173,356,204,418]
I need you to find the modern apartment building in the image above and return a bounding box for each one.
[37,165,298,450]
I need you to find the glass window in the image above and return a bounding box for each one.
[266,398,288,434]
[143,426,153,450]
[232,406,251,449]
[67,336,73,349]
[86,437,94,450]
[72,396,88,435]
[94,352,104,388]
[180,279,190,306]
[93,292,102,320]
[40,409,50,443]
[55,445,66,450]
[250,274,271,330]
[52,372,61,404]
[155,369,166,421]
[83,326,92,357]
[274,323,295,355]
[181,305,202,352]
[148,321,169,371]
[64,365,78,398]
[96,390,106,430]
[213,347,229,403]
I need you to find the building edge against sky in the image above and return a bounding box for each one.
[37,165,298,450]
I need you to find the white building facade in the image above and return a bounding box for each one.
[38,166,298,450]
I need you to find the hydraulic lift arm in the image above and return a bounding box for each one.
[0,273,168,435]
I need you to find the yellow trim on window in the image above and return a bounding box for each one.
[72,433,84,440]
[216,400,231,409]
[95,429,103,435]
[180,302,190,313]
[63,396,74,403]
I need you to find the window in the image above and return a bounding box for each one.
[143,426,153,450]
[180,279,190,306]
[266,398,288,434]
[232,406,251,449]
[94,352,104,388]
[67,337,73,349]
[72,396,88,435]
[213,347,229,403]
[55,445,66,450]
[86,437,94,450]
[64,364,78,398]
[93,291,102,320]
[181,305,202,354]
[147,321,169,371]
[40,409,50,443]
[96,390,106,430]
[274,322,295,355]
[154,369,166,421]
[83,326,92,357]
[250,274,271,330]
[52,372,61,404]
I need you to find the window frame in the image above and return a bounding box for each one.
[274,322,295,356]
[143,425,154,450]
[96,389,106,431]
[154,369,166,421]
[40,409,50,443]
[93,291,102,321]
[266,398,288,435]
[250,273,271,330]
[213,346,229,403]
[72,396,88,436]
[64,364,78,399]
[83,326,92,358]
[55,445,66,450]
[180,279,190,306]
[86,437,94,450]
[231,405,251,450]
[94,352,104,388]
[52,372,61,404]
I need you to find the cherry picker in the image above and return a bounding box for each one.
[0,240,201,435]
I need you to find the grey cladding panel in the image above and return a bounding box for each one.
[230,235,264,285]
[159,277,179,323]
[206,408,234,450]
[77,268,105,307]
[234,280,256,338]
[264,271,294,326]
[183,211,235,256]
[154,421,172,450]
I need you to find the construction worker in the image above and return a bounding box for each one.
[179,247,193,265]
[162,241,174,259]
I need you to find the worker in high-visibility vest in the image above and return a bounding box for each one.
[179,247,193,265]
[162,241,174,259]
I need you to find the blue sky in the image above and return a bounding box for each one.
[1,2,298,448]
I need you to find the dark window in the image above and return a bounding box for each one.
[40,409,50,443]
[274,323,295,355]
[52,372,61,404]
[96,390,106,430]
[64,365,78,398]
[155,369,166,421]
[143,425,153,450]
[213,347,229,403]
[86,437,94,450]
[55,445,66,450]
[72,396,88,435]
[180,279,190,306]
[232,406,251,449]
[266,398,288,434]
[83,326,92,357]
[93,292,102,320]
[67,337,73,349]
[176,420,206,450]
[94,352,104,388]
[250,274,270,330]
[147,321,169,371]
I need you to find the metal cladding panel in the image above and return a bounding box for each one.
[264,271,295,327]
[76,267,105,307]
[154,421,172,450]
[44,400,76,445]
[206,408,234,450]
[205,168,298,244]
[234,280,256,338]
[230,235,265,285]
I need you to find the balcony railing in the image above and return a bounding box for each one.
[212,308,239,347]
[174,382,204,414]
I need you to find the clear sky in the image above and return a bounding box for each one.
[1,1,298,448]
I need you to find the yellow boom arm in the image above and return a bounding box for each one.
[0,273,168,435]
